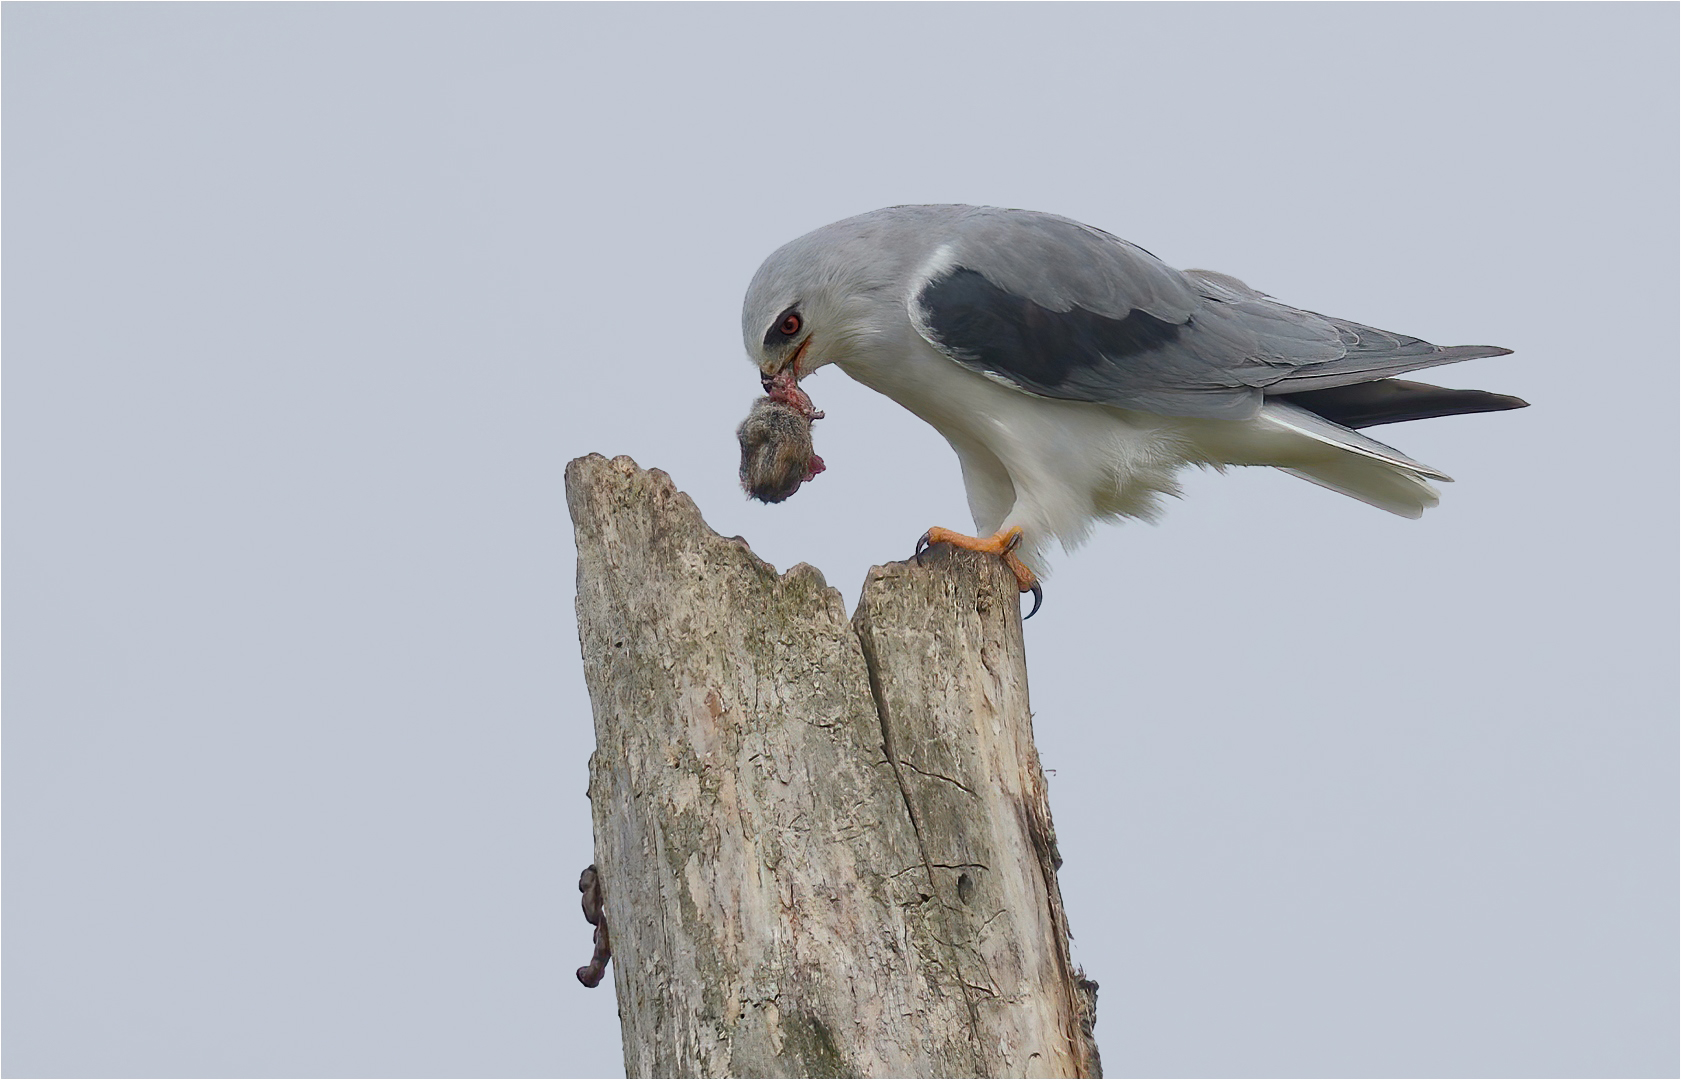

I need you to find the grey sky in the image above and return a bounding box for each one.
[5,4,1675,1078]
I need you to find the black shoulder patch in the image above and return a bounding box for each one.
[919,267,1184,392]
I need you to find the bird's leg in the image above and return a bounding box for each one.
[914,525,1044,618]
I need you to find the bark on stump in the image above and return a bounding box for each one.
[567,454,1099,1079]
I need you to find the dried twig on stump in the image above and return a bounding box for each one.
[567,454,1099,1079]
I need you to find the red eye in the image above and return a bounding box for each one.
[779,314,801,336]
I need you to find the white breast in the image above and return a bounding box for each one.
[836,335,1196,572]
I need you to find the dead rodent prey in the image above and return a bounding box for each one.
[737,394,826,503]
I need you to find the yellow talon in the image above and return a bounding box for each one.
[913,525,1043,618]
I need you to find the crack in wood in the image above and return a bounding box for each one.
[896,757,981,796]
[856,624,988,1042]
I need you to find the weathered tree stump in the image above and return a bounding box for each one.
[567,454,1099,1079]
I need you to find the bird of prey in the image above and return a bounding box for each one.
[743,205,1524,614]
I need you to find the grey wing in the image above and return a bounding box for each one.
[908,210,1511,421]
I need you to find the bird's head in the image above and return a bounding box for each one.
[741,219,907,405]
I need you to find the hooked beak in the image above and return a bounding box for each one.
[762,337,812,390]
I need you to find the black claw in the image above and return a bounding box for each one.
[1024,583,1044,620]
[914,530,933,565]
[1002,530,1022,554]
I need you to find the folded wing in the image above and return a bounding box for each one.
[907,209,1515,422]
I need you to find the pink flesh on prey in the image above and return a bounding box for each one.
[764,369,825,487]
[766,370,823,420]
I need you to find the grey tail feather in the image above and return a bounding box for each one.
[1271,343,1515,393]
[1271,378,1530,430]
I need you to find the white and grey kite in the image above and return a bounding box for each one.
[743,204,1523,613]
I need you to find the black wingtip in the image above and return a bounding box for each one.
[1279,380,1531,429]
